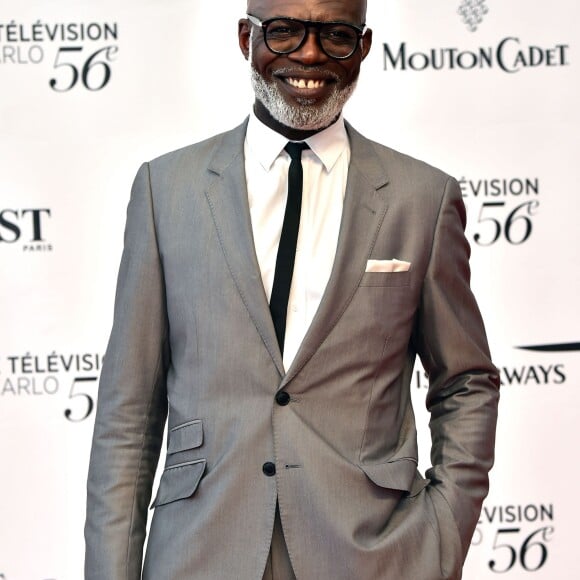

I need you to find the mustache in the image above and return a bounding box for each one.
[271,66,341,81]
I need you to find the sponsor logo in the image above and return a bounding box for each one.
[414,340,575,388]
[414,364,567,389]
[383,4,570,74]
[517,342,580,353]
[383,38,570,73]
[473,502,555,574]
[0,208,52,251]
[500,365,565,387]
[0,20,118,91]
[460,176,541,247]
[1,352,103,422]
[458,0,489,32]
[496,344,579,387]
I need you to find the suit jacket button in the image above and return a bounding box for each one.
[262,462,276,477]
[275,391,291,406]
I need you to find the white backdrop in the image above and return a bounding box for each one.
[1,1,578,578]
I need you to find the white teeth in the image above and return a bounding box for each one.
[286,77,324,89]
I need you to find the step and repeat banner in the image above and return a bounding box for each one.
[1,1,578,578]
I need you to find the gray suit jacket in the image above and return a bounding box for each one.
[85,119,499,580]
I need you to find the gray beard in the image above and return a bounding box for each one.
[250,64,357,132]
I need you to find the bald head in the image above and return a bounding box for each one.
[246,0,368,25]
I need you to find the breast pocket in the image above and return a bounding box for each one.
[151,419,206,508]
[359,271,411,287]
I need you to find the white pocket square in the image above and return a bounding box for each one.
[365,259,411,273]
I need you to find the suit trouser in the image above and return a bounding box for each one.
[262,504,296,580]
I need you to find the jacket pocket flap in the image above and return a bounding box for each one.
[151,459,206,508]
[359,457,419,492]
[168,420,203,454]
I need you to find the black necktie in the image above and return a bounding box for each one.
[269,142,309,354]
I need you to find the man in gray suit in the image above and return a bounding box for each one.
[85,0,500,578]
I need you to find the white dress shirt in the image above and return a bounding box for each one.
[244,112,350,370]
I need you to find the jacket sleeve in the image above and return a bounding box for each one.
[84,162,169,580]
[413,176,500,561]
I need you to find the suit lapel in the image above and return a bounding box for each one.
[282,124,390,386]
[203,120,390,383]
[204,119,285,376]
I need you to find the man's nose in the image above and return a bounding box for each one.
[289,29,329,64]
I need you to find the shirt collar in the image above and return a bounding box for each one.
[246,111,349,173]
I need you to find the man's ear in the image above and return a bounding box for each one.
[360,28,373,61]
[238,19,251,60]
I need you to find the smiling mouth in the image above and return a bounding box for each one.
[284,77,327,89]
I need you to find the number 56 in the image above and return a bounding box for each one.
[50,45,118,92]
[489,526,554,573]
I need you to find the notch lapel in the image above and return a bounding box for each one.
[204,120,284,376]
[281,124,390,386]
